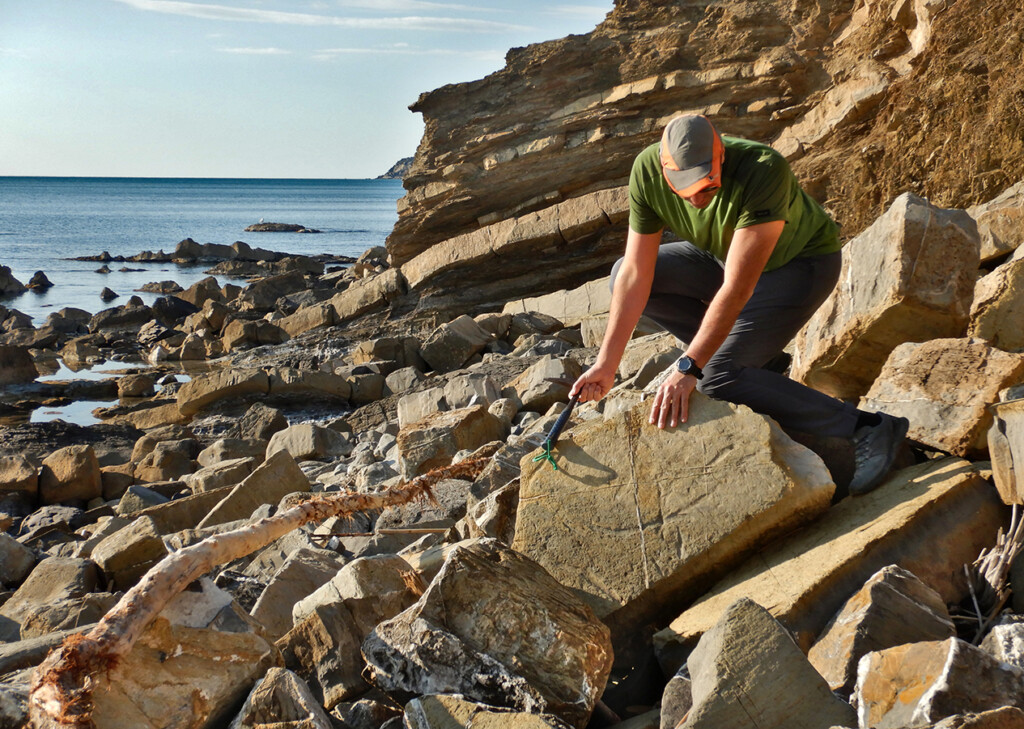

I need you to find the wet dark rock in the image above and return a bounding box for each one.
[244,222,322,233]
[0,421,143,465]
[26,271,53,290]
[99,287,118,302]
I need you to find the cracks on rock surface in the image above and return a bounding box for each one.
[625,412,652,591]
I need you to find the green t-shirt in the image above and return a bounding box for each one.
[628,136,841,271]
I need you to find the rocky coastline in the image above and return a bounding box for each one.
[3,0,1024,727]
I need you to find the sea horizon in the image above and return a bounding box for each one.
[0,176,405,325]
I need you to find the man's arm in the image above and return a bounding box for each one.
[649,219,785,428]
[571,227,664,403]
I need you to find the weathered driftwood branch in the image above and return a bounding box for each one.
[28,455,491,729]
[960,504,1024,643]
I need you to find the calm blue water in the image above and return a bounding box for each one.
[0,177,404,324]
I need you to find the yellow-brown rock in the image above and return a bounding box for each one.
[653,458,1004,674]
[513,396,835,637]
[792,193,979,401]
[860,338,1024,457]
[970,250,1024,352]
[854,639,1024,729]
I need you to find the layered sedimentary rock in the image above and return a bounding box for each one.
[387,0,1024,315]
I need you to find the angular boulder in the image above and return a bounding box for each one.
[504,355,583,413]
[420,314,493,373]
[792,193,979,400]
[854,638,1024,729]
[282,554,420,708]
[682,598,856,729]
[0,533,35,587]
[90,516,169,588]
[405,695,567,729]
[0,454,38,497]
[397,386,447,428]
[980,615,1024,671]
[196,449,310,529]
[513,396,835,634]
[249,548,339,641]
[0,345,37,385]
[362,539,613,729]
[397,405,506,478]
[330,267,405,322]
[860,338,1024,457]
[990,397,1024,505]
[970,250,1024,352]
[653,458,1004,674]
[807,565,955,696]
[277,301,338,337]
[228,667,334,729]
[0,557,99,640]
[38,444,102,504]
[969,179,1024,262]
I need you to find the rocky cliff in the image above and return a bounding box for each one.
[387,0,1024,315]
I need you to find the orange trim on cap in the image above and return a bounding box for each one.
[662,128,724,198]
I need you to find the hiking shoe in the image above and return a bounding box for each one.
[849,413,910,496]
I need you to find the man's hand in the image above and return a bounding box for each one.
[570,364,616,403]
[649,370,698,428]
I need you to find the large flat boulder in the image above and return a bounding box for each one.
[362,539,613,729]
[330,268,405,322]
[682,598,856,729]
[502,277,612,327]
[792,193,979,400]
[860,338,1024,457]
[420,315,493,373]
[176,368,270,417]
[512,396,835,635]
[653,458,1005,674]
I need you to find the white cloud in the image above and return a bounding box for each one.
[111,0,530,32]
[312,46,503,62]
[544,4,610,19]
[218,46,292,54]
[335,0,490,12]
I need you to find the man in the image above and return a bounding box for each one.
[570,114,908,495]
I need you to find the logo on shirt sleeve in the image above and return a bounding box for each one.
[754,209,773,218]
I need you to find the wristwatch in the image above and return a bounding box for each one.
[676,355,704,380]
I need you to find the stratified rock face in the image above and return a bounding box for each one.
[860,338,1024,457]
[362,539,613,729]
[791,193,979,401]
[386,0,1024,314]
[513,396,835,632]
[683,598,856,729]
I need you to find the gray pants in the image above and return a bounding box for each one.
[612,241,859,438]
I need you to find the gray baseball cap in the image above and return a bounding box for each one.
[659,115,723,195]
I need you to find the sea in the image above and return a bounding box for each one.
[0,177,404,424]
[0,176,405,326]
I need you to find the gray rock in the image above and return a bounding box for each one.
[420,315,493,373]
[0,346,37,385]
[91,516,168,588]
[197,438,266,468]
[196,449,310,529]
[660,670,693,729]
[397,386,447,428]
[980,614,1024,671]
[503,355,582,413]
[683,598,856,729]
[0,534,35,587]
[267,423,355,461]
[385,365,427,396]
[444,373,501,409]
[228,667,334,729]
[116,484,171,515]
[362,539,612,729]
[231,402,289,441]
[19,592,119,639]
[249,547,340,641]
[0,556,100,640]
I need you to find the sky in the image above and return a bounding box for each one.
[0,0,614,179]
